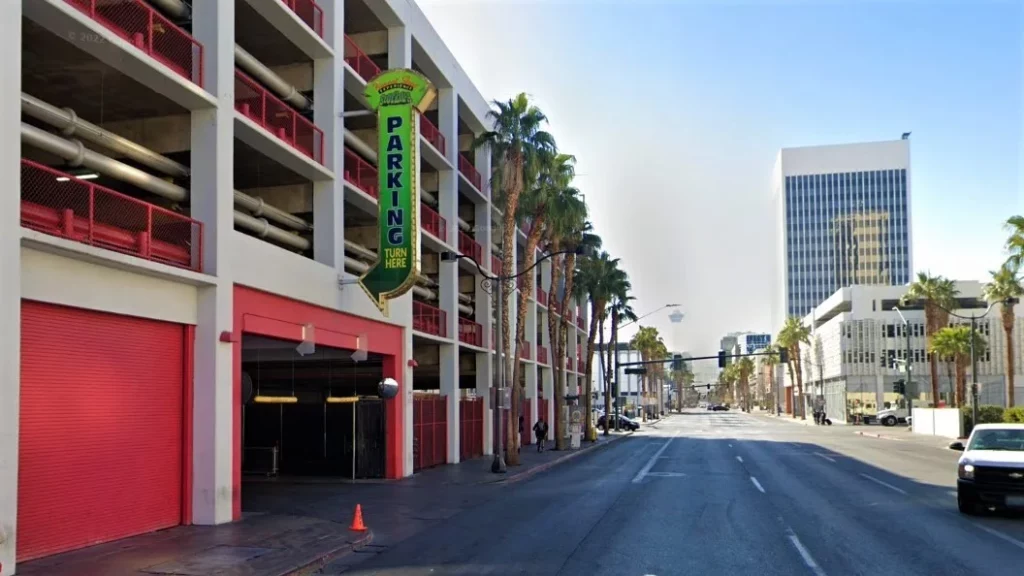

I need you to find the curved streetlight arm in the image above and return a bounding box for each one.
[618,303,683,329]
[440,247,582,283]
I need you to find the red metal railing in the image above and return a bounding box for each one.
[521,340,532,360]
[537,346,548,365]
[413,300,446,337]
[20,160,202,272]
[459,153,483,191]
[459,398,484,461]
[578,358,585,373]
[344,35,380,81]
[537,288,548,307]
[343,148,378,198]
[281,0,324,38]
[458,230,482,264]
[66,0,204,88]
[235,70,324,163]
[419,116,446,155]
[538,397,549,423]
[413,395,447,471]
[576,313,584,329]
[420,204,447,241]
[458,317,482,347]
[566,357,573,370]
[491,255,502,274]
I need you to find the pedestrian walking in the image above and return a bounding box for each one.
[533,418,549,452]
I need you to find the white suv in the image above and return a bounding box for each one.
[951,423,1024,514]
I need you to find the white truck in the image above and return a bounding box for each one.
[876,406,910,427]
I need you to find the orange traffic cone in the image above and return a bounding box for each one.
[350,504,367,532]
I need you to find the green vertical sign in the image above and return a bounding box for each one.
[358,69,436,314]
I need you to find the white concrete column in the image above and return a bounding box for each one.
[0,4,21,573]
[542,365,555,424]
[388,27,411,69]
[313,1,344,268]
[190,0,236,525]
[396,293,415,476]
[439,343,459,463]
[436,88,460,463]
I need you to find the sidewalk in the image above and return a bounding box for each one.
[852,427,961,449]
[18,432,629,576]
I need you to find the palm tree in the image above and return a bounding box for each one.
[606,296,638,426]
[984,262,1023,407]
[576,251,615,439]
[777,317,811,419]
[735,356,755,412]
[1004,215,1024,269]
[719,363,738,406]
[930,326,988,407]
[474,94,556,438]
[543,189,587,449]
[902,272,959,407]
[589,258,631,435]
[630,326,663,421]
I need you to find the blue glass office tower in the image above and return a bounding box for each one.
[772,140,912,325]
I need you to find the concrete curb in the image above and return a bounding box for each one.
[855,430,907,442]
[499,433,631,485]
[282,529,374,576]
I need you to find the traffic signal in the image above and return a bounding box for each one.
[778,348,789,364]
[718,350,727,368]
[892,379,906,395]
[672,354,683,371]
[707,384,711,391]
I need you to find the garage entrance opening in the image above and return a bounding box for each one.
[240,336,386,482]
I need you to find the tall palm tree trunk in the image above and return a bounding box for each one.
[925,307,941,407]
[585,300,601,440]
[599,315,611,435]
[499,155,524,464]
[955,358,967,407]
[548,249,566,449]
[507,225,545,465]
[1003,306,1016,407]
[793,347,806,419]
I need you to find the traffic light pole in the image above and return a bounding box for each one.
[905,317,913,421]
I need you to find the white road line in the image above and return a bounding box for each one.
[968,521,1024,551]
[815,453,837,463]
[632,432,679,484]
[859,473,907,495]
[736,456,744,463]
[750,476,766,493]
[728,443,733,448]
[786,528,827,576]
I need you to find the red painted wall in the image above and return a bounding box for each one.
[232,286,405,520]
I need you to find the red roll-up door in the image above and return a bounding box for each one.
[18,301,186,561]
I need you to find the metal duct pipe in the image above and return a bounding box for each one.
[234,212,310,251]
[345,130,377,163]
[22,93,190,179]
[233,191,312,231]
[146,0,191,20]
[343,239,378,262]
[21,123,188,202]
[234,45,312,111]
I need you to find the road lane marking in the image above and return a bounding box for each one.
[736,456,744,463]
[859,473,907,495]
[750,476,766,493]
[728,443,733,448]
[786,528,827,576]
[815,453,837,463]
[968,521,1024,551]
[632,431,679,483]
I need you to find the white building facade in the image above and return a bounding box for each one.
[772,140,913,330]
[785,282,1023,424]
[0,1,590,571]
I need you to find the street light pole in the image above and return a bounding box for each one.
[971,314,979,428]
[893,306,913,421]
[441,247,582,474]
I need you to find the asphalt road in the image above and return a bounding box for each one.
[333,411,1024,575]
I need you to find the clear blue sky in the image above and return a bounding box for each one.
[419,0,1023,353]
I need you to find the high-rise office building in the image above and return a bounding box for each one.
[772,140,912,326]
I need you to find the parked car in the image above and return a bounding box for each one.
[712,404,730,411]
[597,414,640,431]
[950,424,1024,514]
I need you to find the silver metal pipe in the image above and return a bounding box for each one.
[145,0,191,20]
[234,212,310,251]
[21,123,188,202]
[233,190,312,231]
[344,130,377,162]
[22,93,190,178]
[234,45,312,111]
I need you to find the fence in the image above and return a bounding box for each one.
[537,346,548,365]
[420,204,447,241]
[413,395,447,471]
[235,70,324,164]
[281,0,324,38]
[459,154,483,191]
[343,35,380,81]
[458,317,483,347]
[459,398,484,460]
[413,301,446,337]
[20,160,202,272]
[66,0,203,87]
[458,230,482,264]
[419,116,446,155]
[343,148,378,198]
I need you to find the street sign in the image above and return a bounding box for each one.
[624,367,647,375]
